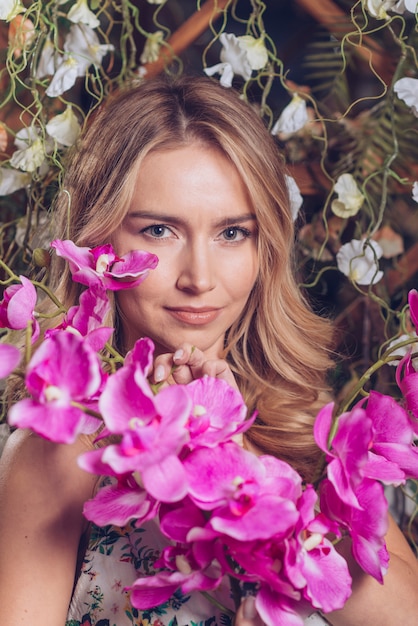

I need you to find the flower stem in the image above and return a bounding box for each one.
[199,591,235,619]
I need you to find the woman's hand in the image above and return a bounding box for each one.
[234,596,264,626]
[151,342,239,390]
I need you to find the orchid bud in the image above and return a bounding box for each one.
[32,247,51,268]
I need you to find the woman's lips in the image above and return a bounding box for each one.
[166,307,221,325]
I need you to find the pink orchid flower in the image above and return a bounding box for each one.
[396,353,418,430]
[80,361,192,503]
[51,239,158,290]
[255,584,319,626]
[409,288,418,328]
[183,442,300,541]
[124,337,155,376]
[159,498,209,543]
[8,331,102,443]
[320,477,389,583]
[314,403,373,509]
[128,543,224,611]
[46,283,113,351]
[185,375,254,447]
[82,475,159,527]
[283,485,351,613]
[0,275,40,342]
[363,391,418,479]
[0,343,21,378]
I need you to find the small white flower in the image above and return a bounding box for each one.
[336,239,384,285]
[0,0,24,21]
[146,0,165,4]
[46,55,79,97]
[10,138,45,172]
[331,173,364,218]
[46,106,81,147]
[393,0,418,14]
[204,32,252,88]
[387,333,418,368]
[0,167,31,195]
[237,35,268,71]
[140,30,164,64]
[404,0,418,11]
[285,174,303,221]
[67,0,100,29]
[10,126,52,172]
[64,24,114,76]
[394,77,418,117]
[35,38,55,78]
[271,94,309,136]
[364,0,398,18]
[412,181,418,203]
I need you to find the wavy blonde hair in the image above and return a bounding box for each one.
[49,74,334,481]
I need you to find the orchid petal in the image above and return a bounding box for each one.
[0,343,20,377]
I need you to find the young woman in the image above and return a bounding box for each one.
[0,75,417,626]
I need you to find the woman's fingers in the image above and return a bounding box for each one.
[151,343,238,389]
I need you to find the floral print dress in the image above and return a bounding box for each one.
[66,519,329,626]
[66,519,234,626]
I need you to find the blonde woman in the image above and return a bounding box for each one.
[0,75,416,626]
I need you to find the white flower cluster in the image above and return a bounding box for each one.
[365,0,417,19]
[204,32,268,87]
[0,0,114,196]
[337,239,384,286]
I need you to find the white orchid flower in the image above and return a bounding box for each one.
[64,24,114,76]
[393,0,418,13]
[0,167,31,195]
[10,137,45,172]
[46,55,79,97]
[237,35,268,71]
[35,38,55,78]
[394,77,418,116]
[285,174,303,221]
[336,239,383,285]
[10,126,53,172]
[46,106,81,147]
[204,32,252,88]
[67,0,100,29]
[387,333,418,368]
[364,0,398,18]
[0,0,24,21]
[271,94,309,136]
[140,30,164,64]
[412,181,418,203]
[331,173,364,218]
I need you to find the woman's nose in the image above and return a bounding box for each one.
[175,243,215,294]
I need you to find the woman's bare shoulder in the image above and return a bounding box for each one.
[0,430,99,623]
[0,428,98,510]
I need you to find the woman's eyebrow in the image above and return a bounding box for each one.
[127,211,257,227]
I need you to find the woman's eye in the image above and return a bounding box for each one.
[142,225,171,238]
[221,226,251,241]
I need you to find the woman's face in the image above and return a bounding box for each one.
[112,143,259,358]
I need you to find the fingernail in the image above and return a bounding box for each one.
[173,349,184,361]
[243,595,257,620]
[154,365,165,382]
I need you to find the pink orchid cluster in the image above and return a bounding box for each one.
[1,240,418,626]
